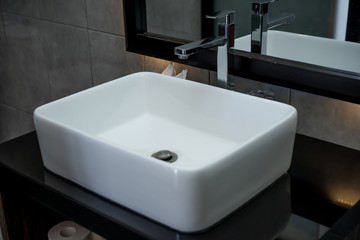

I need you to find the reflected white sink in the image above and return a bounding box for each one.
[34,72,297,232]
[235,30,360,73]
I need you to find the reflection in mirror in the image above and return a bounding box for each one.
[145,0,360,74]
[145,0,201,41]
[212,0,360,74]
[277,214,329,240]
[212,0,348,39]
[234,30,360,73]
[125,0,360,103]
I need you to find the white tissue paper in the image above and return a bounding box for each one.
[176,69,188,79]
[161,62,176,76]
[162,62,187,79]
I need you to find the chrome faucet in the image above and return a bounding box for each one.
[175,10,235,89]
[251,0,295,54]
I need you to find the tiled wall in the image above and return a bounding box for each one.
[0,0,359,152]
[218,74,360,151]
[146,0,201,41]
[212,0,333,38]
[0,0,142,143]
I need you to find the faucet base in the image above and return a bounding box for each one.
[217,44,228,88]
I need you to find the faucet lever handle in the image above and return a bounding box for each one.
[252,0,278,5]
[252,0,278,14]
[205,10,235,23]
[205,10,235,47]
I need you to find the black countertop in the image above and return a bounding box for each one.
[0,132,360,239]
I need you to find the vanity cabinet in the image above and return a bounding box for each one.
[1,133,360,239]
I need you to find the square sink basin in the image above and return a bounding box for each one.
[34,72,297,232]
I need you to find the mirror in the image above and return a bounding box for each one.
[124,0,360,104]
[216,0,360,74]
[145,0,338,40]
[212,0,346,39]
[145,0,201,41]
[145,0,359,73]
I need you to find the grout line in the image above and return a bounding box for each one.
[1,10,40,22]
[0,102,34,115]
[36,0,40,20]
[87,27,124,38]
[142,53,145,71]
[87,30,94,87]
[84,0,95,86]
[1,10,122,38]
[46,69,54,102]
[0,10,7,43]
[84,0,89,28]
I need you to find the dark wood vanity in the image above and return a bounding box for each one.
[0,132,359,239]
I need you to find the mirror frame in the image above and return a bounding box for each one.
[123,0,360,104]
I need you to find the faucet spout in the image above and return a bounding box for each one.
[174,36,228,60]
[251,1,295,54]
[174,10,235,89]
[268,13,295,29]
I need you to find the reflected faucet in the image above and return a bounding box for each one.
[251,0,295,54]
[174,11,235,89]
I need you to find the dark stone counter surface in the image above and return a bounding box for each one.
[0,132,359,239]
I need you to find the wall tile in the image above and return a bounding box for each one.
[174,63,210,84]
[146,0,201,41]
[1,13,92,111]
[210,72,291,104]
[0,12,5,81]
[235,76,290,104]
[1,0,39,18]
[42,21,92,100]
[86,0,124,35]
[0,11,5,44]
[291,90,360,151]
[143,57,170,73]
[0,13,51,113]
[39,0,87,27]
[89,31,143,85]
[0,104,34,143]
[144,56,210,84]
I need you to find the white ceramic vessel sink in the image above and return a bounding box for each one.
[34,72,297,232]
[235,30,360,73]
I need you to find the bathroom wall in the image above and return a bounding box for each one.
[209,73,360,151]
[0,0,359,153]
[145,0,201,41]
[0,0,142,143]
[212,0,333,38]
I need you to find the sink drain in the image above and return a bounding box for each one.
[151,150,178,163]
